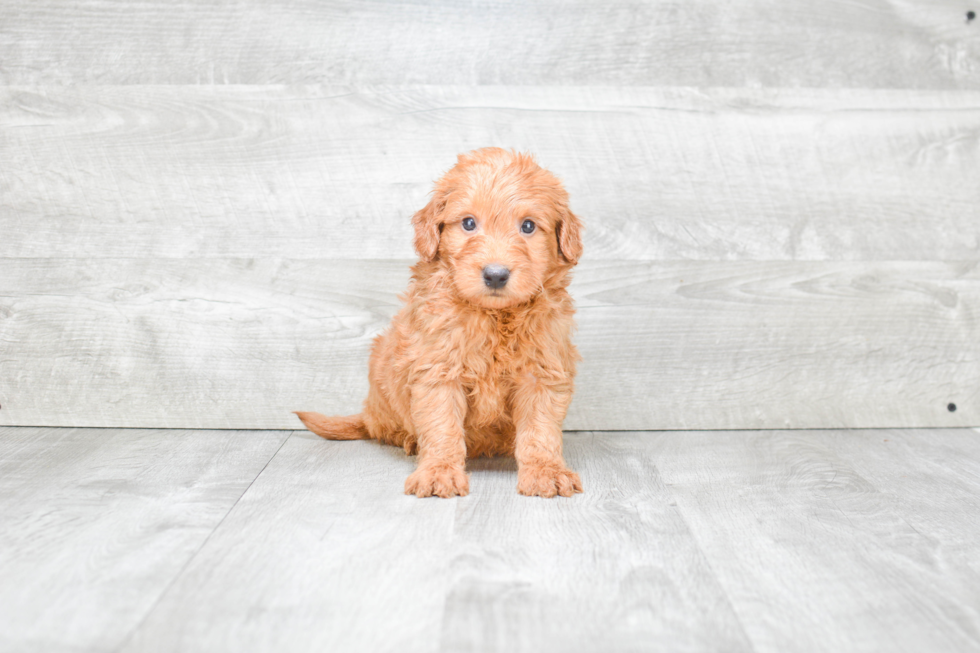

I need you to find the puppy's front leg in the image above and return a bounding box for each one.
[513,380,583,498]
[404,382,469,498]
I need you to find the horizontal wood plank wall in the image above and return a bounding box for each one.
[1,1,978,87]
[0,259,975,430]
[1,0,978,430]
[2,87,979,261]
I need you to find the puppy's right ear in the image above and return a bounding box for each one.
[412,194,445,261]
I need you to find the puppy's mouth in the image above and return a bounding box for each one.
[469,285,515,306]
[481,288,509,302]
[477,285,534,308]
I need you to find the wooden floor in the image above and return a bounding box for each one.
[3,426,980,653]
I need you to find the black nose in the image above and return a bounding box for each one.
[482,264,510,289]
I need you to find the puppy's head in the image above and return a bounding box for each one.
[412,148,582,309]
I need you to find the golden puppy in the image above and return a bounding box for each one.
[296,148,583,498]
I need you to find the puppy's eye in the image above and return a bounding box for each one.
[462,216,477,231]
[521,219,536,234]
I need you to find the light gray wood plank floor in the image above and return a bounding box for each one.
[2,426,979,652]
[0,427,289,653]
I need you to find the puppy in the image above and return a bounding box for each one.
[296,148,583,498]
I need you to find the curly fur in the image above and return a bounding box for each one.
[296,148,583,498]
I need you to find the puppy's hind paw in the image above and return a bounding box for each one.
[517,464,583,498]
[405,464,469,498]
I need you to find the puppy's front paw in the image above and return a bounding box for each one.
[405,464,469,498]
[517,464,583,498]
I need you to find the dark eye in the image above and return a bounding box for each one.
[462,216,477,231]
[521,219,536,234]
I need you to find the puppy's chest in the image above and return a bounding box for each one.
[459,335,523,425]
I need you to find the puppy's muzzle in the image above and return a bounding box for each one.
[482,264,510,289]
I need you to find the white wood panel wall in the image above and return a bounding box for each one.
[3,87,979,261]
[0,0,978,430]
[2,1,978,88]
[0,258,975,430]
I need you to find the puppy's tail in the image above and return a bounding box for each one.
[294,411,369,441]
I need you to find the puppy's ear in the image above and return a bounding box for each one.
[556,209,583,265]
[412,194,445,261]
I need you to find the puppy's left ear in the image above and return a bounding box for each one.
[412,193,445,261]
[556,209,583,265]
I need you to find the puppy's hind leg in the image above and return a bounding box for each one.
[294,412,369,440]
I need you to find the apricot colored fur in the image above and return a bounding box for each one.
[296,148,584,498]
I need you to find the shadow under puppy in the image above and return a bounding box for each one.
[297,147,583,498]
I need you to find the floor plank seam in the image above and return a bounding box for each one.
[433,489,463,653]
[661,474,759,653]
[110,431,292,653]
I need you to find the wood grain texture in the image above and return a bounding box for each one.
[0,258,976,430]
[6,427,977,652]
[653,428,980,652]
[573,259,980,430]
[2,86,979,261]
[439,435,752,652]
[120,431,753,653]
[0,427,288,653]
[1,0,978,88]
[119,431,460,653]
